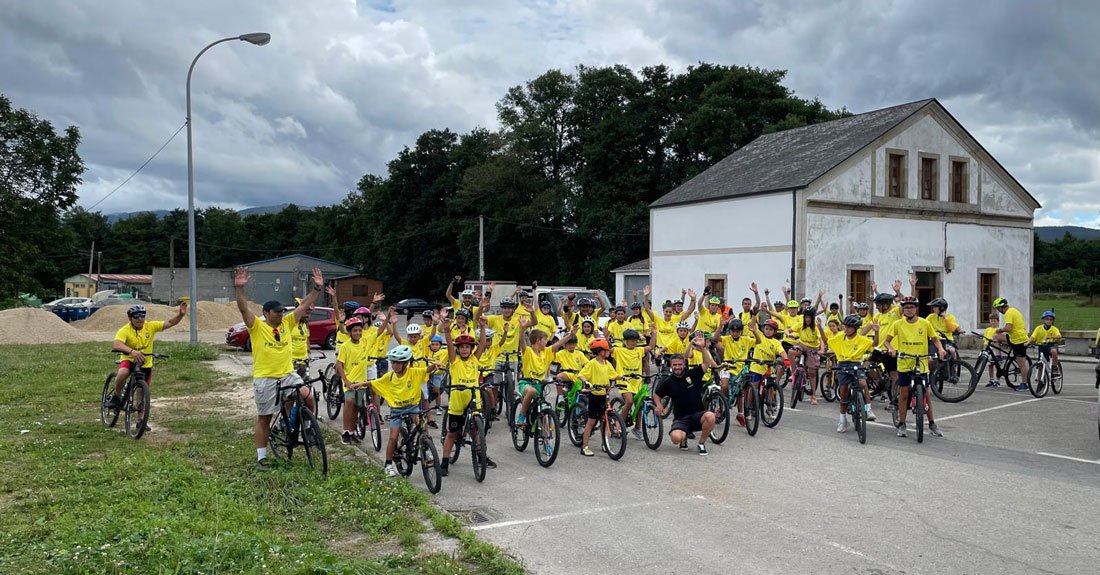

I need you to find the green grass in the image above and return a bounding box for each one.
[1032,294,1100,331]
[0,341,523,575]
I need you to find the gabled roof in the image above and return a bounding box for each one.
[239,254,356,271]
[651,99,936,208]
[83,274,153,284]
[611,258,650,273]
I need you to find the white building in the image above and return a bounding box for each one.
[647,98,1039,331]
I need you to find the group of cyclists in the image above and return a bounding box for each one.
[104,266,1069,478]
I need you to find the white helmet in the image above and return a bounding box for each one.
[406,324,423,335]
[478,328,496,339]
[676,321,691,330]
[581,316,596,326]
[460,289,475,298]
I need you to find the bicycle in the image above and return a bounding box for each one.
[1026,341,1064,398]
[389,408,442,494]
[789,347,823,408]
[267,375,328,475]
[969,331,1031,389]
[554,369,589,447]
[836,365,869,445]
[928,335,977,403]
[608,374,664,449]
[745,358,784,428]
[582,382,629,460]
[100,353,167,440]
[718,362,759,437]
[699,369,732,444]
[496,350,522,423]
[510,380,562,467]
[891,352,935,444]
[818,351,838,402]
[439,381,491,482]
[320,359,344,421]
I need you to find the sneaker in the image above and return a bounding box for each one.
[736,413,746,427]
[516,413,526,425]
[896,424,907,438]
[440,463,449,477]
[256,457,270,471]
[697,444,708,456]
[679,441,688,450]
[1015,384,1029,392]
[929,422,943,437]
[985,380,997,388]
[837,415,850,433]
[428,420,438,429]
[581,446,594,457]
[486,458,497,469]
[435,407,443,416]
[385,463,398,477]
[142,423,152,432]
[631,428,643,441]
[341,432,352,445]
[106,395,122,410]
[866,406,877,421]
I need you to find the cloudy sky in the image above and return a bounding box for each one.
[2,0,1096,227]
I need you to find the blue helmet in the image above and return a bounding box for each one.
[1041,310,1055,319]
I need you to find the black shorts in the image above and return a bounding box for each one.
[871,349,897,373]
[587,394,607,419]
[671,411,705,434]
[1010,342,1028,358]
[781,341,795,353]
[446,413,466,434]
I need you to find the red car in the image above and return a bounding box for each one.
[225,306,340,351]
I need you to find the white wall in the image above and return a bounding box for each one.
[873,114,978,204]
[650,193,793,305]
[809,152,872,204]
[804,212,1031,331]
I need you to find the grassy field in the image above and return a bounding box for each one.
[1032,295,1100,331]
[0,341,521,575]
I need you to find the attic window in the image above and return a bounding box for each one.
[920,156,938,200]
[951,160,968,203]
[887,153,906,198]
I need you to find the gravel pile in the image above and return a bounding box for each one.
[0,308,92,344]
[74,301,257,332]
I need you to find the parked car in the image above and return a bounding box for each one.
[43,297,93,322]
[42,297,92,311]
[394,298,442,316]
[225,306,339,351]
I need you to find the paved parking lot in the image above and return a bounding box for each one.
[223,348,1100,575]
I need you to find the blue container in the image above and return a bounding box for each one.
[69,307,91,321]
[52,308,72,322]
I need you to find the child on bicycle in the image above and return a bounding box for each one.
[428,335,447,413]
[553,334,587,397]
[1029,311,1062,374]
[352,345,435,476]
[828,315,878,433]
[748,319,789,386]
[576,338,621,457]
[612,327,657,438]
[439,315,491,476]
[792,310,828,405]
[715,317,756,427]
[884,296,947,438]
[516,319,577,426]
[336,318,370,445]
[983,314,1002,387]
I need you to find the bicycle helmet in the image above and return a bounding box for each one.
[478,327,496,339]
[454,334,477,347]
[993,297,1008,308]
[455,308,473,320]
[630,301,642,309]
[387,345,413,362]
[899,296,919,307]
[430,335,444,343]
[343,301,361,314]
[856,302,869,310]
[588,338,610,352]
[676,321,691,330]
[406,323,423,335]
[929,298,948,311]
[708,296,721,305]
[842,314,862,328]
[541,300,553,310]
[500,297,517,308]
[344,317,364,330]
[728,319,745,331]
[662,299,674,308]
[800,297,811,304]
[127,304,146,317]
[786,300,799,308]
[421,309,434,318]
[672,299,683,305]
[581,316,596,326]
[802,307,816,318]
[1041,310,1055,319]
[873,293,895,305]
[613,305,626,313]
[373,320,384,327]
[460,288,475,298]
[579,297,596,307]
[762,319,779,329]
[623,328,640,340]
[353,306,371,316]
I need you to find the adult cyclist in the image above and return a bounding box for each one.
[107,302,188,422]
[993,297,1031,391]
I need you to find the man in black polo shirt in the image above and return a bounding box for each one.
[653,332,717,455]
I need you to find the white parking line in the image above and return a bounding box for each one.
[1037,452,1100,465]
[471,495,706,531]
[937,398,1044,421]
[1043,397,1097,405]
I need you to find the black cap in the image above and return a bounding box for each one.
[262,300,285,312]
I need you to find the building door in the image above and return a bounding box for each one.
[914,271,940,317]
[705,276,726,300]
[848,270,869,309]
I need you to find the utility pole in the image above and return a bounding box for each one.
[96,251,102,293]
[478,214,485,280]
[87,240,95,275]
[169,237,175,303]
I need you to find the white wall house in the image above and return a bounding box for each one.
[648,98,1039,331]
[612,258,650,305]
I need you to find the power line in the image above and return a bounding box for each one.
[86,121,187,211]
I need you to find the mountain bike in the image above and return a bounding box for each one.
[745,359,784,428]
[789,347,822,408]
[496,351,522,423]
[1027,341,1064,398]
[720,362,759,436]
[969,331,1031,389]
[510,380,562,467]
[818,351,838,402]
[653,353,674,418]
[891,352,934,444]
[554,369,589,447]
[583,382,628,460]
[608,374,664,449]
[390,408,442,494]
[439,381,491,482]
[928,336,976,403]
[267,375,328,475]
[348,383,383,452]
[836,365,869,445]
[320,360,344,420]
[101,353,167,440]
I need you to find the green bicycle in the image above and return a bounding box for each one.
[609,374,664,450]
[554,368,588,447]
[511,381,562,468]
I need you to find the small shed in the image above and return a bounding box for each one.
[612,259,650,305]
[66,274,153,300]
[237,254,357,305]
[330,274,385,308]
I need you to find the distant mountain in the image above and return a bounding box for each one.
[106,204,313,223]
[1035,226,1100,241]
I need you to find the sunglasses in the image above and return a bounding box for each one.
[130,314,146,319]
[272,328,281,342]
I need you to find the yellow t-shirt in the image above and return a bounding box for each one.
[522,346,555,381]
[604,320,628,342]
[336,328,350,347]
[447,355,481,416]
[486,314,522,353]
[983,326,998,343]
[626,315,647,333]
[579,358,619,395]
[873,306,902,346]
[1030,325,1062,345]
[429,347,448,366]
[365,329,389,366]
[533,309,557,337]
[1002,307,1028,345]
[925,313,957,342]
[796,324,821,347]
[114,320,165,368]
[828,332,874,363]
[337,337,370,383]
[397,336,429,361]
[555,349,586,374]
[249,315,298,378]
[890,317,937,373]
[750,335,784,375]
[652,316,678,349]
[738,310,755,327]
[779,312,802,345]
[719,333,755,372]
[611,346,645,379]
[370,367,427,408]
[698,308,722,335]
[478,340,502,371]
[290,320,310,360]
[664,336,688,355]
[449,321,475,341]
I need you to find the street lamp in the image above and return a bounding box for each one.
[186,33,270,344]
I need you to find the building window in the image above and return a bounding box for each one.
[978,272,998,326]
[920,156,938,200]
[951,160,968,203]
[352,285,371,296]
[887,153,906,198]
[705,276,726,299]
[849,270,869,305]
[914,271,940,317]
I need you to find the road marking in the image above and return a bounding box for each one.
[1037,452,1100,465]
[937,398,1044,421]
[828,541,868,558]
[472,495,706,531]
[1043,397,1097,405]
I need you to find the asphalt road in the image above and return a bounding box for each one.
[218,345,1100,575]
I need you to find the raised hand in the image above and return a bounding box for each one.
[643,285,651,297]
[387,307,397,323]
[818,289,825,297]
[311,267,323,289]
[178,301,188,316]
[687,289,697,299]
[478,314,488,327]
[893,279,903,292]
[750,282,757,293]
[519,317,531,329]
[870,281,878,294]
[453,275,462,284]
[908,273,917,288]
[502,322,510,334]
[681,288,686,299]
[439,314,452,329]
[692,332,705,347]
[234,266,249,287]
[632,289,638,298]
[372,292,385,304]
[325,285,336,296]
[570,322,580,334]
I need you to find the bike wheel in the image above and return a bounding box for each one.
[534,407,561,468]
[124,377,150,440]
[1003,355,1032,386]
[1027,363,1048,398]
[820,370,837,402]
[268,410,291,461]
[970,354,988,390]
[601,411,627,460]
[931,359,977,403]
[470,415,487,482]
[354,406,367,441]
[853,405,866,445]
[300,407,328,476]
[567,399,587,447]
[641,402,663,449]
[609,397,623,412]
[100,374,120,428]
[914,384,925,443]
[743,386,760,436]
[511,400,530,452]
[369,407,383,452]
[761,382,784,428]
[708,393,731,444]
[446,413,464,464]
[394,427,412,476]
[325,377,343,420]
[420,437,441,494]
[790,368,805,408]
[504,376,516,423]
[1051,363,1063,395]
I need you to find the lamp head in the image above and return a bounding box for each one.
[239,33,271,46]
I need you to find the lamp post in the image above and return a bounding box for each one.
[186,33,270,345]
